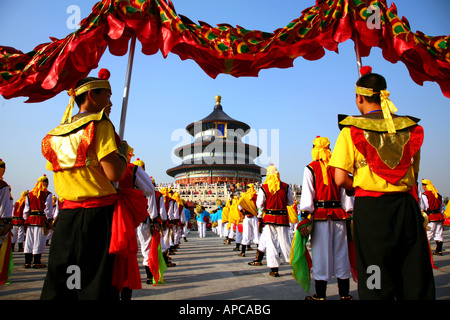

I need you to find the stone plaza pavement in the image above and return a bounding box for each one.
[1,228,449,301]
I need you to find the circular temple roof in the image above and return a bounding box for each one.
[186,96,250,136]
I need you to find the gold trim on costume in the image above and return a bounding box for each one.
[338,115,417,133]
[49,109,108,136]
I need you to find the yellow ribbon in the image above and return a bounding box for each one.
[379,90,398,134]
[61,89,76,124]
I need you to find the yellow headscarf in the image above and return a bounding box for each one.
[422,179,439,198]
[172,192,183,206]
[355,85,398,134]
[133,158,145,169]
[160,187,170,202]
[17,190,29,207]
[312,136,332,185]
[264,164,280,195]
[31,175,49,199]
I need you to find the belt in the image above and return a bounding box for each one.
[314,201,341,208]
[425,209,441,214]
[265,210,287,215]
[30,211,45,216]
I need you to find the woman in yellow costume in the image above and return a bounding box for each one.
[229,195,244,252]
[238,184,259,257]
[222,199,232,244]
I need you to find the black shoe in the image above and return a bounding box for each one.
[305,293,325,300]
[269,271,279,277]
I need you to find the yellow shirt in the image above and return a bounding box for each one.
[329,126,420,193]
[46,119,118,201]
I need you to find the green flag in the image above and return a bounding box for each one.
[290,229,312,293]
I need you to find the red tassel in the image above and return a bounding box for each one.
[360,66,372,75]
[98,68,110,80]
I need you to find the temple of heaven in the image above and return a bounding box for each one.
[166,95,265,185]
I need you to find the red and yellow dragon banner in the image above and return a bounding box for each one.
[1,0,449,102]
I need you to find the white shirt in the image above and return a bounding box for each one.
[256,183,294,218]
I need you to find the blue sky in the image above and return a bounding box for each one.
[1,0,449,201]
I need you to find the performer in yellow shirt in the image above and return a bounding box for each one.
[40,69,131,300]
[329,67,435,300]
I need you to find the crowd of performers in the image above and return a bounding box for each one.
[0,154,447,299]
[197,138,447,300]
[0,67,448,300]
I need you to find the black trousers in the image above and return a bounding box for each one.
[40,205,119,300]
[353,193,435,300]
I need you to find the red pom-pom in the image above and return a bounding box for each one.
[98,68,110,80]
[360,66,372,75]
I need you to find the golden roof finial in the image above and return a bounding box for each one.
[215,95,221,105]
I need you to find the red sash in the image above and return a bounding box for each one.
[61,189,148,291]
